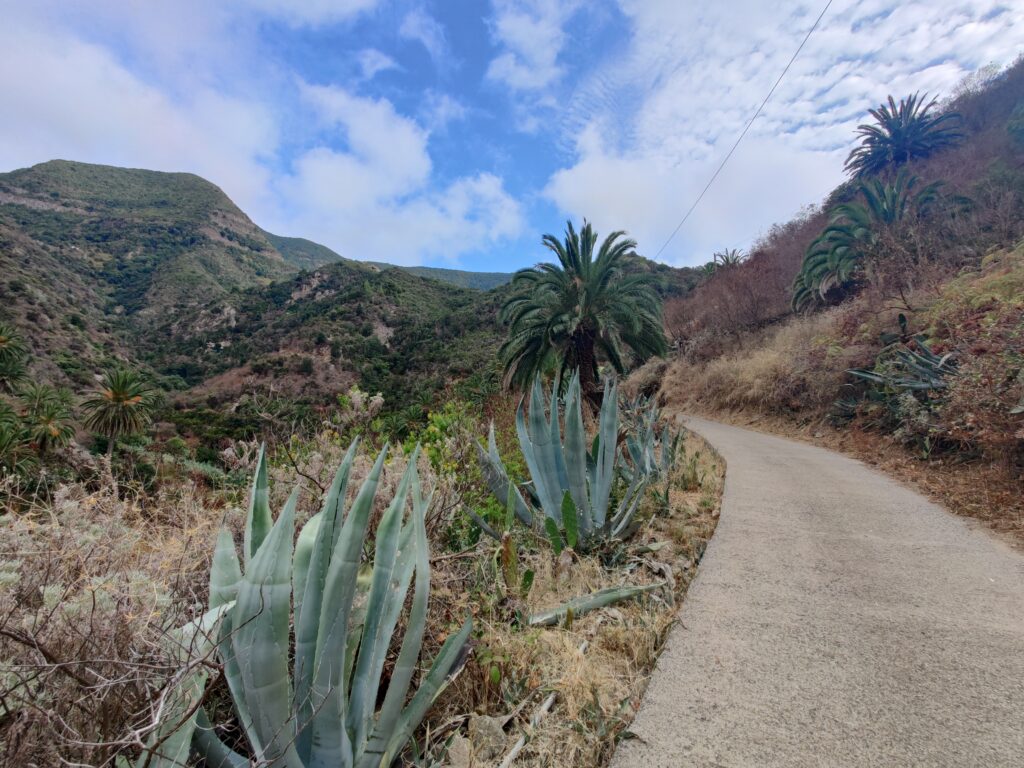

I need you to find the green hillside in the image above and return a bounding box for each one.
[0,161,293,314]
[148,259,506,399]
[262,230,345,270]
[265,232,515,290]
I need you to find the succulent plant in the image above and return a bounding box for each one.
[140,442,472,768]
[475,371,647,550]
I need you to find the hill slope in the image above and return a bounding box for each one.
[143,259,507,436]
[0,160,298,384]
[0,160,518,389]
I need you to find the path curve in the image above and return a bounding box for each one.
[611,416,1024,768]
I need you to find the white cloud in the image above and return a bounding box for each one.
[399,8,449,64]
[270,84,524,264]
[0,6,524,267]
[421,91,469,132]
[547,0,1024,265]
[0,21,277,216]
[486,0,581,91]
[235,0,381,26]
[357,48,400,80]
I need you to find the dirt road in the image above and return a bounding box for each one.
[611,416,1024,767]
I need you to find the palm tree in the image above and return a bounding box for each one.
[712,248,746,267]
[82,368,157,457]
[793,170,940,310]
[0,323,28,393]
[844,93,963,178]
[499,220,667,401]
[17,383,74,454]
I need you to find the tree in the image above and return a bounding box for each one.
[81,368,157,457]
[712,248,746,267]
[499,220,667,401]
[0,323,28,393]
[17,383,74,454]
[793,170,940,310]
[844,93,963,178]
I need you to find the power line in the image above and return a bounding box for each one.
[652,0,835,259]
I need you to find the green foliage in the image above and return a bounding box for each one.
[844,92,964,178]
[499,220,667,396]
[0,323,28,393]
[1008,102,1024,146]
[81,367,158,450]
[792,170,941,310]
[476,372,647,551]
[17,383,74,453]
[838,321,958,454]
[712,248,746,267]
[146,442,473,767]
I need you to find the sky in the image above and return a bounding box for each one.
[0,1,1022,271]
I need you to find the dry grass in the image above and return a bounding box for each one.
[426,430,724,767]
[0,426,724,767]
[0,482,230,765]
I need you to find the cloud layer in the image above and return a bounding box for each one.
[542,0,1024,264]
[1,0,1021,269]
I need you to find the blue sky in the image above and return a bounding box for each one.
[1,1,1022,270]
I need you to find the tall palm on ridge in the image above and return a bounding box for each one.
[82,368,157,457]
[499,220,667,402]
[844,92,963,178]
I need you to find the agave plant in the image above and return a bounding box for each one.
[139,442,472,768]
[475,372,647,551]
[620,396,680,481]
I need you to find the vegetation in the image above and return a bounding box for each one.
[82,367,157,456]
[658,57,1024,541]
[141,444,472,767]
[500,220,667,400]
[792,171,941,310]
[844,92,964,177]
[476,372,649,552]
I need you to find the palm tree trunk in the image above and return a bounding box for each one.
[574,331,602,411]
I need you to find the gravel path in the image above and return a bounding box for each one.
[611,416,1024,767]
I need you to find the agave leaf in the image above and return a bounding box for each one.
[473,426,532,528]
[230,488,301,766]
[347,449,418,750]
[309,447,387,766]
[217,611,262,757]
[562,372,592,536]
[294,441,358,762]
[292,512,321,624]
[209,528,241,611]
[518,380,561,521]
[591,378,619,528]
[191,708,249,768]
[359,460,433,766]
[243,444,272,565]
[548,374,570,494]
[138,604,230,768]
[376,618,473,768]
[527,583,664,627]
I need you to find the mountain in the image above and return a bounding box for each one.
[367,263,514,290]
[0,160,293,315]
[0,159,514,426]
[0,160,299,385]
[146,259,506,411]
[262,230,345,271]
[265,230,514,290]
